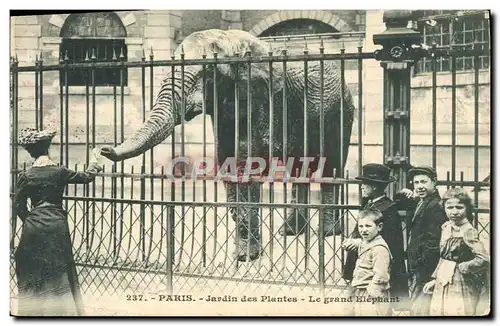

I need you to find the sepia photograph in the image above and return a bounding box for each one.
[8,8,492,317]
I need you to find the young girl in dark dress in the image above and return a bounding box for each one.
[12,127,103,316]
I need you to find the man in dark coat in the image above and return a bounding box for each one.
[394,166,447,316]
[342,163,408,310]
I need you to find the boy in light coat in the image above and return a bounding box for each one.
[351,208,393,316]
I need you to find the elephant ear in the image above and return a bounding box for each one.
[176,29,267,59]
[171,29,287,104]
[234,61,284,94]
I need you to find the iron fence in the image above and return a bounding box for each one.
[10,31,491,309]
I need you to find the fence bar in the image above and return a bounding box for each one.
[294,167,300,277]
[14,47,492,72]
[23,170,372,184]
[267,46,275,272]
[148,45,155,265]
[451,51,457,183]
[15,51,382,72]
[402,64,411,181]
[233,53,240,269]
[141,59,147,162]
[341,170,350,272]
[431,44,437,169]
[71,164,79,245]
[90,50,97,256]
[118,50,126,260]
[39,54,44,129]
[446,171,451,190]
[357,41,363,200]
[112,51,118,258]
[202,51,208,267]
[128,166,135,262]
[246,49,253,263]
[339,42,345,179]
[303,43,310,270]
[140,164,146,262]
[54,196,385,209]
[84,53,90,254]
[65,57,69,170]
[212,45,219,264]
[63,54,70,220]
[166,190,173,296]
[35,55,39,129]
[318,41,325,298]
[188,178,196,270]
[306,168,312,272]
[281,46,288,272]
[59,52,65,166]
[140,51,147,262]
[178,48,187,267]
[473,41,480,228]
[339,41,346,236]
[10,56,19,252]
[159,165,165,269]
[169,54,176,275]
[99,165,106,262]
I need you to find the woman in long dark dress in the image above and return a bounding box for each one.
[12,127,103,316]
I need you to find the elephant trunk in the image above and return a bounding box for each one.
[101,67,197,162]
[100,106,176,162]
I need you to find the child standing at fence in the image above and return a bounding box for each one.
[422,188,490,316]
[350,208,393,316]
[12,127,103,316]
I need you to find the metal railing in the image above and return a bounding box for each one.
[10,32,490,302]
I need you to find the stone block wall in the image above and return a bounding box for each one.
[11,10,195,172]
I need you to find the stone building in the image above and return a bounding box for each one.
[10,10,491,182]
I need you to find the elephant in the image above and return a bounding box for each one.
[101,29,355,262]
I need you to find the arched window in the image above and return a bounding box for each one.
[259,19,339,37]
[60,12,128,86]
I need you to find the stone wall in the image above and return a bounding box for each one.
[11,10,188,171]
[240,10,362,34]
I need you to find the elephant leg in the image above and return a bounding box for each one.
[317,110,350,238]
[279,183,309,236]
[226,182,262,262]
[318,183,343,237]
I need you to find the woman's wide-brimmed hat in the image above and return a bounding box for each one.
[355,163,396,184]
[18,127,56,148]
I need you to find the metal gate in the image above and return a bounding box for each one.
[10,10,490,314]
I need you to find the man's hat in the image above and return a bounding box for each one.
[355,163,396,184]
[408,165,437,180]
[18,127,56,148]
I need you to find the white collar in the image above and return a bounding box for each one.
[369,194,385,204]
[32,155,57,167]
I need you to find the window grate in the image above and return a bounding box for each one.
[59,39,128,87]
[59,12,128,87]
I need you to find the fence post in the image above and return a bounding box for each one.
[373,10,425,197]
[10,55,19,253]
